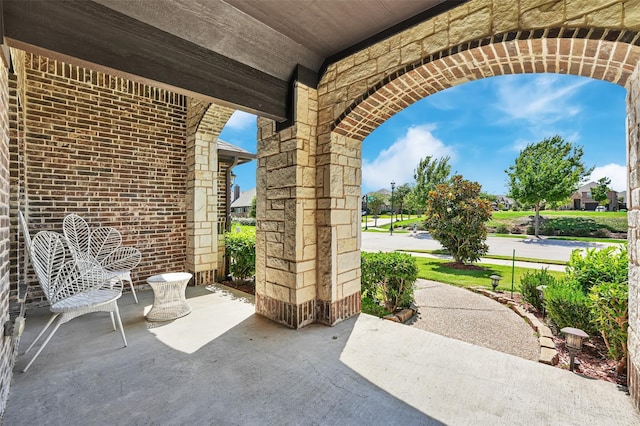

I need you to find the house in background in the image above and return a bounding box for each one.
[361,188,391,214]
[230,187,256,218]
[618,190,628,210]
[571,182,619,211]
[494,195,515,210]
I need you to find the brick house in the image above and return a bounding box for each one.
[571,181,619,211]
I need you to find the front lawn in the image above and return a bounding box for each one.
[488,210,627,238]
[415,257,565,291]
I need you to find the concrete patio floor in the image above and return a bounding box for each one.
[3,285,640,425]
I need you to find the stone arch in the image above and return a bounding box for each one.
[319,26,640,411]
[186,100,235,285]
[333,28,640,140]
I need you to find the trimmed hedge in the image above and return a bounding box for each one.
[225,228,256,281]
[361,251,417,313]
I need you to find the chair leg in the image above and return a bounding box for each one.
[113,305,128,347]
[110,312,116,331]
[24,313,59,355]
[127,277,138,304]
[23,316,64,372]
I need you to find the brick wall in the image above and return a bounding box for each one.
[18,52,188,303]
[1,63,18,415]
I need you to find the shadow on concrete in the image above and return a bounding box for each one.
[5,285,639,425]
[4,286,443,425]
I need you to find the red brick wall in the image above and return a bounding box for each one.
[19,53,188,304]
[1,64,18,415]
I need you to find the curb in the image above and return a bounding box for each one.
[470,287,558,366]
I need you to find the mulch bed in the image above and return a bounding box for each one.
[220,279,256,295]
[444,262,484,270]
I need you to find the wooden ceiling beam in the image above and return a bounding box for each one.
[2,0,289,121]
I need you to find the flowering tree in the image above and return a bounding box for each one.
[424,175,492,264]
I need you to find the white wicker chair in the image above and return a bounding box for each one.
[63,214,141,303]
[22,231,128,372]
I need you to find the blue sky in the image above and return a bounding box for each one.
[221,73,627,196]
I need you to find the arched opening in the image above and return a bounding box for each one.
[327,29,640,407]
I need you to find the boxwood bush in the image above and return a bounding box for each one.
[225,228,256,281]
[520,268,556,312]
[544,279,596,335]
[566,245,627,293]
[361,251,417,313]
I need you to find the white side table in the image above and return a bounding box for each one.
[146,272,192,321]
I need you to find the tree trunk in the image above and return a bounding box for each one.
[534,203,540,238]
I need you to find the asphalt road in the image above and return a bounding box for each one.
[361,230,621,262]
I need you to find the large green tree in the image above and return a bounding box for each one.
[413,156,452,210]
[366,192,386,227]
[424,175,492,264]
[591,176,611,207]
[506,136,592,237]
[394,183,412,221]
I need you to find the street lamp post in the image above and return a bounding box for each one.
[364,195,368,231]
[390,181,396,236]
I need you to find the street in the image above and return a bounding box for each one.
[361,230,621,262]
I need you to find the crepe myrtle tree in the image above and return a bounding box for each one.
[424,175,492,264]
[506,135,592,237]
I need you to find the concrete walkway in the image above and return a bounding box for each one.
[410,279,540,361]
[4,285,639,425]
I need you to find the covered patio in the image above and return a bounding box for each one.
[2,0,640,419]
[4,286,639,425]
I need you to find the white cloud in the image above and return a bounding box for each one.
[362,125,455,191]
[493,75,590,126]
[225,111,256,130]
[588,163,627,192]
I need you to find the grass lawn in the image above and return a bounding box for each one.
[399,248,567,266]
[489,210,627,238]
[415,257,565,292]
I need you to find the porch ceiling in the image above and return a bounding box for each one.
[1,0,466,122]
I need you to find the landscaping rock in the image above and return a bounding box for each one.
[540,336,556,349]
[540,347,559,365]
[538,325,554,339]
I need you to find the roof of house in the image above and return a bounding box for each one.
[231,188,257,209]
[218,139,256,165]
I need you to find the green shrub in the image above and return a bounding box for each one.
[589,281,628,371]
[544,279,596,335]
[225,228,256,281]
[520,268,556,312]
[361,251,417,312]
[361,296,391,318]
[495,224,510,234]
[566,246,627,293]
[232,217,256,226]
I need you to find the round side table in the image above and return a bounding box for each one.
[146,272,192,321]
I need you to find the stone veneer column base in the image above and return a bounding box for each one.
[316,292,361,326]
[255,292,361,329]
[630,359,640,411]
[256,294,316,329]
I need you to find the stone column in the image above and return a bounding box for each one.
[627,65,640,410]
[315,132,362,325]
[185,101,233,285]
[255,82,318,328]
